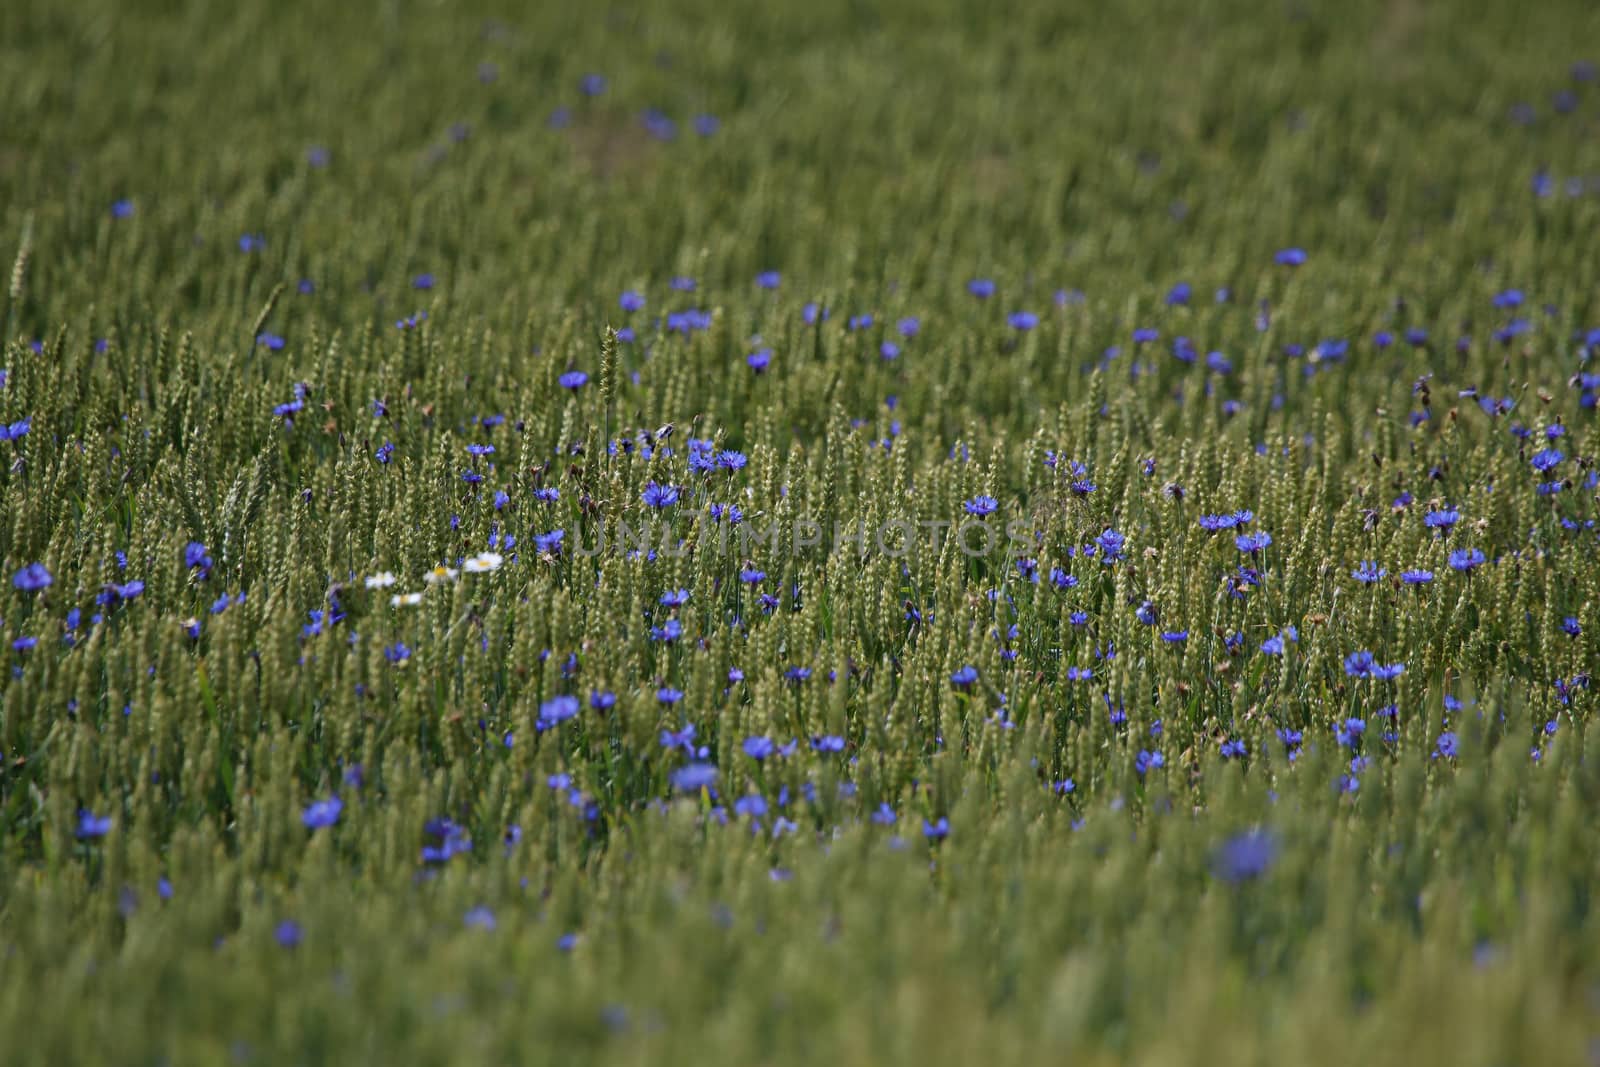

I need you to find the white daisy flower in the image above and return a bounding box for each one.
[365,571,398,589]
[463,551,504,574]
[390,592,424,607]
[423,565,459,585]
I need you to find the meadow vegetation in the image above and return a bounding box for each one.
[2,1,1600,1063]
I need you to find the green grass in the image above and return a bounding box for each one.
[3,1,1600,1063]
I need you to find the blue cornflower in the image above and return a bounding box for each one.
[812,734,846,753]
[1165,282,1192,305]
[1220,739,1247,760]
[1135,600,1158,626]
[1008,311,1039,330]
[967,278,995,298]
[1236,532,1272,554]
[421,820,472,863]
[641,482,680,508]
[1161,631,1188,643]
[743,736,776,761]
[746,348,772,372]
[76,810,113,839]
[537,695,580,728]
[951,665,979,688]
[672,763,718,792]
[1274,247,1307,266]
[755,271,781,289]
[660,723,696,752]
[1561,617,1582,637]
[963,495,998,516]
[1344,650,1377,677]
[302,796,342,829]
[1449,548,1486,572]
[1095,528,1126,562]
[657,687,684,704]
[734,795,768,818]
[1134,750,1165,775]
[660,588,690,607]
[620,290,646,312]
[579,73,606,96]
[1433,732,1459,759]
[559,370,589,390]
[184,541,211,569]
[275,920,303,948]
[1401,569,1434,585]
[1423,507,1460,532]
[102,580,144,604]
[1212,831,1278,884]
[1531,448,1564,472]
[923,817,950,841]
[464,906,496,931]
[1351,561,1387,583]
